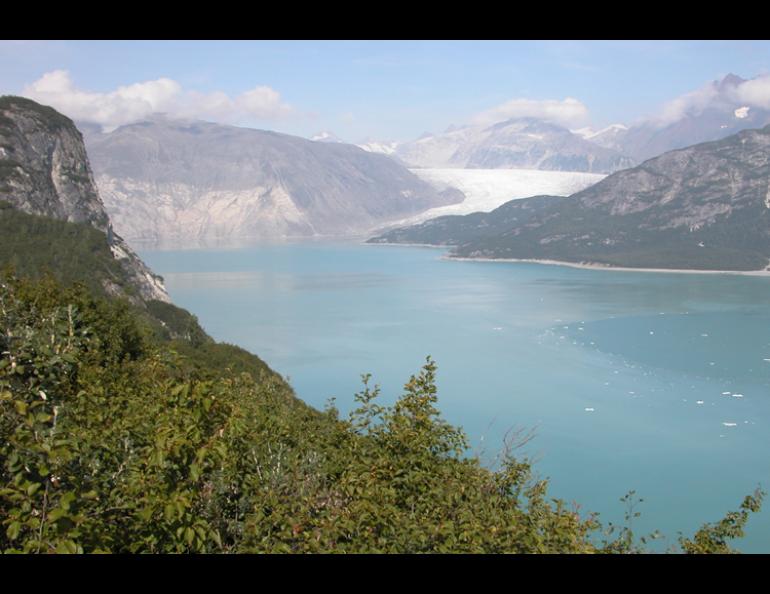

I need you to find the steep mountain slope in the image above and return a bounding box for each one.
[394,118,634,173]
[370,124,770,271]
[0,96,168,302]
[83,117,462,246]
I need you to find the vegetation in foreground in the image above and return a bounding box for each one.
[0,272,763,553]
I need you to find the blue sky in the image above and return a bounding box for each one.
[2,40,770,141]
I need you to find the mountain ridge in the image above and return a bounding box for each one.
[83,116,463,246]
[394,117,634,173]
[369,123,770,272]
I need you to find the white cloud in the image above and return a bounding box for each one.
[656,83,719,125]
[471,97,590,128]
[729,74,770,109]
[22,70,293,131]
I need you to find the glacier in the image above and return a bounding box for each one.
[386,168,606,226]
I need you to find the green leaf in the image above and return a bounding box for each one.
[6,521,21,541]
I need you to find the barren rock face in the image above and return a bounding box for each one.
[82,116,463,246]
[0,96,169,302]
[575,126,770,229]
[0,97,109,229]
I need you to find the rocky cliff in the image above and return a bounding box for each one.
[0,96,169,302]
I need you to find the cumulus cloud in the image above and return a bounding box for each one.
[471,97,590,128]
[22,70,293,131]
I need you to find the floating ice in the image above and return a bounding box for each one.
[696,400,704,405]
[584,407,595,412]
[649,331,654,335]
[721,392,731,395]
[732,394,744,399]
[722,422,738,427]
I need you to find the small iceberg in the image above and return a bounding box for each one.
[732,394,744,399]
[492,327,503,331]
[584,407,595,412]
[721,391,731,395]
[722,422,738,427]
[696,400,705,405]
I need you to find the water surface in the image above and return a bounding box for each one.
[141,242,770,552]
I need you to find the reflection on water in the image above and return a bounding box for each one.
[141,242,770,552]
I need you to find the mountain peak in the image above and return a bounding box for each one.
[717,73,747,91]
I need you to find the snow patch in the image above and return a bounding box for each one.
[734,106,750,119]
[357,140,399,155]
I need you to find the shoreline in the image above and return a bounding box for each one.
[363,241,451,250]
[446,255,770,276]
[365,242,770,276]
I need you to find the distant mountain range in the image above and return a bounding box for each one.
[81,117,463,246]
[360,74,770,176]
[369,123,770,272]
[392,117,635,174]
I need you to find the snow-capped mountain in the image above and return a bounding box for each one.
[310,130,344,143]
[356,138,400,155]
[571,124,629,150]
[394,117,634,173]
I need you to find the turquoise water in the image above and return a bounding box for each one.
[141,242,770,552]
